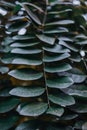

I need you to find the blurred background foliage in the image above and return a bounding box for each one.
[0,0,87,130]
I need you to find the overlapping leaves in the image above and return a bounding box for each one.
[0,0,87,130]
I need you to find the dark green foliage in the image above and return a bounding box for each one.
[0,0,87,129]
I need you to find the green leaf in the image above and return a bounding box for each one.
[74,121,84,130]
[45,20,74,26]
[12,57,42,66]
[60,114,78,120]
[45,63,72,73]
[0,1,15,8]
[46,124,72,130]
[47,76,73,89]
[9,16,25,22]
[49,92,75,107]
[8,68,43,81]
[17,102,48,116]
[0,115,19,130]
[1,46,11,53]
[10,42,39,47]
[44,27,69,34]
[70,104,87,113]
[82,122,87,130]
[59,40,78,52]
[66,68,86,83]
[69,55,81,62]
[43,44,70,53]
[0,87,12,97]
[3,37,14,46]
[44,28,68,34]
[43,53,70,62]
[36,34,55,45]
[12,35,35,40]
[8,21,29,32]
[76,40,87,45]
[59,37,73,42]
[0,98,19,113]
[0,66,9,74]
[22,4,41,25]
[15,120,41,130]
[47,106,64,117]
[75,34,87,39]
[66,85,87,97]
[48,9,72,15]
[11,48,42,54]
[1,54,42,65]
[1,54,17,64]
[10,86,45,97]
[20,2,44,12]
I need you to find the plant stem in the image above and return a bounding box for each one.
[42,0,48,26]
[42,0,50,107]
[42,49,50,108]
[82,58,87,72]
